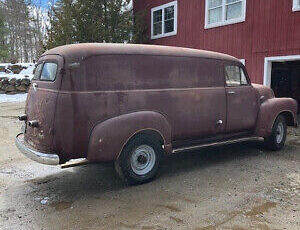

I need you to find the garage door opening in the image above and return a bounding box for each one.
[264,55,300,119]
[271,61,300,115]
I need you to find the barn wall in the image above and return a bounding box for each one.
[133,0,300,84]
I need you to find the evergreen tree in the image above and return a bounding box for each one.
[0,10,8,61]
[46,0,146,49]
[46,0,76,49]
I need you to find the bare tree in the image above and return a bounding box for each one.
[0,0,47,63]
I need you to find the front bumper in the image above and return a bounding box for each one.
[15,133,60,165]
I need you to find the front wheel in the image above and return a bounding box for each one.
[264,115,287,151]
[114,134,163,185]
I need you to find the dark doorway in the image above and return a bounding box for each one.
[271,61,300,115]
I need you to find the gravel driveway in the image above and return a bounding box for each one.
[0,102,299,230]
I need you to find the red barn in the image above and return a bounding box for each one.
[133,0,300,111]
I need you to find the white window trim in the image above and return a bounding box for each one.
[264,55,300,87]
[205,0,246,29]
[240,59,245,65]
[151,1,178,40]
[293,0,300,11]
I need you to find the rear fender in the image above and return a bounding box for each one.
[255,98,298,137]
[87,111,172,162]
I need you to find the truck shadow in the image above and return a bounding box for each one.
[24,140,297,202]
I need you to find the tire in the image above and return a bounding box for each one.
[114,134,163,185]
[264,115,287,151]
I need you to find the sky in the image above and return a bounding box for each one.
[33,0,56,8]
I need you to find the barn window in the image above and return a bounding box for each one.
[293,0,300,11]
[151,1,177,39]
[205,0,246,29]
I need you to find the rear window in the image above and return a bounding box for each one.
[40,63,58,81]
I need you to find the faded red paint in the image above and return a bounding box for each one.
[21,44,298,165]
[133,0,300,84]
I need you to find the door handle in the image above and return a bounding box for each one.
[216,120,223,125]
[32,83,38,91]
[228,91,235,95]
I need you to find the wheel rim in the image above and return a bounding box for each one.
[130,145,156,176]
[276,122,284,144]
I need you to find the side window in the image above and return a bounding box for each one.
[225,65,249,86]
[240,68,248,85]
[40,63,58,81]
[33,63,43,80]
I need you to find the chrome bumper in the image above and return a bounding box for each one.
[15,133,60,165]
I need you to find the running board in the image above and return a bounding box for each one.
[61,158,89,169]
[172,137,261,154]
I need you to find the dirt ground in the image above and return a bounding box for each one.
[0,102,299,230]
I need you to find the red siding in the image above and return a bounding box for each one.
[134,0,300,84]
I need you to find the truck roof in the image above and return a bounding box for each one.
[42,43,239,63]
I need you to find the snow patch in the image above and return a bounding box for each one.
[0,63,34,80]
[0,93,28,103]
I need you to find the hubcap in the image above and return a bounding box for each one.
[130,145,156,176]
[276,122,284,144]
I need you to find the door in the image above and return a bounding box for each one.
[224,64,259,133]
[25,55,64,151]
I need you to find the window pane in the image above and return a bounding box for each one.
[208,0,222,8]
[164,5,175,33]
[153,22,162,35]
[208,7,222,24]
[240,68,248,85]
[40,63,57,81]
[164,19,174,33]
[226,0,240,4]
[225,65,240,86]
[153,9,162,23]
[153,9,162,36]
[33,64,43,80]
[164,6,174,20]
[226,2,242,20]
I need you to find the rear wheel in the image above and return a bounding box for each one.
[115,134,163,185]
[264,115,287,151]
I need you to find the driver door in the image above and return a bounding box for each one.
[224,64,259,133]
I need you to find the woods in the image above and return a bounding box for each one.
[46,0,147,49]
[0,0,147,63]
[0,0,46,63]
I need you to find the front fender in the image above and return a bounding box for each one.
[87,111,172,162]
[255,98,298,137]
